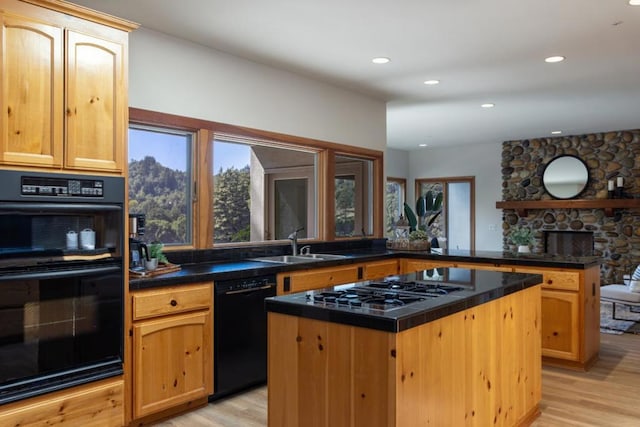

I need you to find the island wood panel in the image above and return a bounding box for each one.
[268,312,393,427]
[268,285,541,427]
[0,378,124,426]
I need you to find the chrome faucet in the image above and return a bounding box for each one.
[299,245,311,255]
[287,227,304,255]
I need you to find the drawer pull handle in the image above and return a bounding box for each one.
[170,299,178,307]
[546,280,553,285]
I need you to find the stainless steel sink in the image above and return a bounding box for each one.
[250,253,346,264]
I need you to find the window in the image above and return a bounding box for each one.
[335,155,373,238]
[415,177,475,250]
[128,125,193,246]
[385,177,406,238]
[129,107,384,248]
[213,137,318,244]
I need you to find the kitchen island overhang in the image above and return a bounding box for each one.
[266,268,544,427]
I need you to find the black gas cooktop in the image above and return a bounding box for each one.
[306,279,465,312]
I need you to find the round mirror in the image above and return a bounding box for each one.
[542,155,589,199]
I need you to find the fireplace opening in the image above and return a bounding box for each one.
[544,231,594,257]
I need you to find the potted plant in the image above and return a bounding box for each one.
[509,226,534,253]
[147,241,169,270]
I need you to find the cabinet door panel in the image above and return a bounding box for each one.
[133,310,212,418]
[541,289,579,361]
[1,14,63,167]
[65,30,124,172]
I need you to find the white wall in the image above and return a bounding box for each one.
[128,28,386,151]
[406,143,503,251]
[384,148,410,180]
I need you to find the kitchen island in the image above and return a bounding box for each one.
[266,268,543,427]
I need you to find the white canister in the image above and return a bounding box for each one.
[80,228,96,250]
[66,230,78,250]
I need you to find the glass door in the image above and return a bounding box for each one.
[416,177,475,250]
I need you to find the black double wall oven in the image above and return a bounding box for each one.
[0,170,125,405]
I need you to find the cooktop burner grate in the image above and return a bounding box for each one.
[307,288,428,311]
[367,280,464,295]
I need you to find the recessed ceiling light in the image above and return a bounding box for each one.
[372,57,390,64]
[544,56,565,63]
[481,103,495,108]
[423,79,440,85]
[629,0,640,6]
[419,143,428,147]
[551,130,562,135]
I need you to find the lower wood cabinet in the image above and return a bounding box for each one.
[540,289,579,360]
[131,283,213,420]
[0,378,124,427]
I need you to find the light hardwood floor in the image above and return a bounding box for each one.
[157,333,640,427]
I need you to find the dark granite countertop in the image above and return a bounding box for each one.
[129,245,600,290]
[265,268,543,332]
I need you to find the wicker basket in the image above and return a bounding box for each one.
[387,239,431,251]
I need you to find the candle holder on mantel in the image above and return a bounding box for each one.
[608,177,626,199]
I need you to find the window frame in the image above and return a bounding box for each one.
[385,177,406,236]
[129,108,384,249]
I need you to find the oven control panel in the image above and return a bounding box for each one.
[21,176,104,198]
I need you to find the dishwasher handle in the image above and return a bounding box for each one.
[223,284,275,295]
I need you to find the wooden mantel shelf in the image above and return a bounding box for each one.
[496,199,640,217]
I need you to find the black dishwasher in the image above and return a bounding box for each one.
[210,274,277,400]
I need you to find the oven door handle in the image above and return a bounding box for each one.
[0,202,122,212]
[1,265,121,281]
[222,284,275,295]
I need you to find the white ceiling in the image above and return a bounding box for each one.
[73,0,640,150]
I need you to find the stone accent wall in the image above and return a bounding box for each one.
[500,129,640,284]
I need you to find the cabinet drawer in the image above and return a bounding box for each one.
[364,259,399,280]
[513,268,580,292]
[542,271,580,291]
[278,265,360,294]
[133,283,212,320]
[401,259,454,274]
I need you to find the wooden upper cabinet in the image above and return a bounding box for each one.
[65,30,124,172]
[0,0,136,174]
[0,14,64,167]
